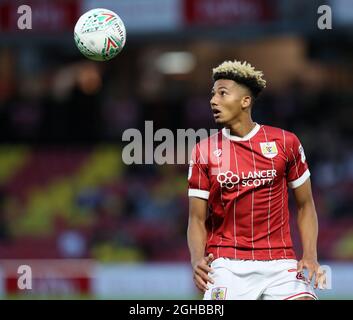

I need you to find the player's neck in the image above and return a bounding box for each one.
[227,119,256,138]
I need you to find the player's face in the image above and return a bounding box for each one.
[210,79,250,125]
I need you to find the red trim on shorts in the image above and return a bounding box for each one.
[284,292,317,300]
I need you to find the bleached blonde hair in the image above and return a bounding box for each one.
[212,60,266,97]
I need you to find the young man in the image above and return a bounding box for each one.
[187,60,325,300]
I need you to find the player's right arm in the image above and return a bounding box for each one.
[187,196,214,292]
[187,142,214,292]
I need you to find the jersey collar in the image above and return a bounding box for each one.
[222,123,261,141]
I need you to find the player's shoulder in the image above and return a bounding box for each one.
[260,124,297,142]
[194,129,222,150]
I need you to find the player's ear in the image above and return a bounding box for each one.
[241,95,252,109]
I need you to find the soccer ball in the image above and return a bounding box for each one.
[74,8,126,61]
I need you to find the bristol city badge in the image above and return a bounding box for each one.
[211,287,227,300]
[260,142,278,159]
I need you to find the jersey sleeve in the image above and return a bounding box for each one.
[188,143,210,200]
[286,133,310,189]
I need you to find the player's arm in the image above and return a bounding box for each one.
[293,178,325,288]
[187,197,214,292]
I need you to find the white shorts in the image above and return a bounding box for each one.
[203,258,318,300]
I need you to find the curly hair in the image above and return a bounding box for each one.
[212,60,266,98]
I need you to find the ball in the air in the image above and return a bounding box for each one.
[74,8,126,61]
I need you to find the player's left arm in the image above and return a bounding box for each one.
[293,178,325,289]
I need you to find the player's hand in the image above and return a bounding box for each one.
[192,253,215,292]
[297,257,326,289]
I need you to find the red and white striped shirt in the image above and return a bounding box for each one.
[188,123,310,260]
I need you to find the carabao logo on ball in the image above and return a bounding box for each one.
[74,8,126,61]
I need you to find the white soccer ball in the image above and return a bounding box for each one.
[74,8,126,61]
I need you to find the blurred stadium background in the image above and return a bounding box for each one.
[0,0,353,299]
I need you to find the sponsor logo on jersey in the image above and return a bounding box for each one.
[217,170,277,189]
[213,149,222,157]
[211,287,227,300]
[260,141,278,159]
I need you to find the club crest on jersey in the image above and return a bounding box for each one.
[211,287,227,300]
[260,142,278,159]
